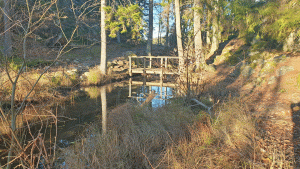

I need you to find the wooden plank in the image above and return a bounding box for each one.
[130,56,179,59]
[131,81,176,87]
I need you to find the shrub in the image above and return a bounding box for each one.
[83,67,110,85]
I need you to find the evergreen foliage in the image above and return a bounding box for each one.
[105,4,143,40]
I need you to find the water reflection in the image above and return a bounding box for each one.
[128,78,175,108]
[100,86,107,134]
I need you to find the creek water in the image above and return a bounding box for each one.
[53,78,176,147]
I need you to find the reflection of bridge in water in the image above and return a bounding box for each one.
[128,78,176,107]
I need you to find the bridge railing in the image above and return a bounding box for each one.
[128,56,179,76]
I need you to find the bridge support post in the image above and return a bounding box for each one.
[143,57,146,76]
[129,56,132,76]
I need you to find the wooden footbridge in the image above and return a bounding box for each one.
[128,56,179,79]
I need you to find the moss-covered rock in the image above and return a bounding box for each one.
[259,60,276,77]
[241,65,255,78]
[276,66,294,76]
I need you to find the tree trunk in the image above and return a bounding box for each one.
[209,1,219,55]
[194,0,203,69]
[175,0,184,74]
[206,6,211,46]
[100,0,107,74]
[3,0,12,57]
[117,31,121,43]
[158,16,161,45]
[147,0,153,56]
[165,4,170,48]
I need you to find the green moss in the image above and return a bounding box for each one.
[278,88,287,93]
[51,76,62,86]
[27,59,52,68]
[250,62,257,69]
[249,54,261,63]
[225,47,250,65]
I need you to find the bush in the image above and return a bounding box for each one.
[83,67,110,85]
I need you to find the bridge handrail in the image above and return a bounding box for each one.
[129,56,179,59]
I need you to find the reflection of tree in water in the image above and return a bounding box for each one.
[101,86,107,134]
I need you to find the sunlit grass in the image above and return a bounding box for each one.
[61,97,264,168]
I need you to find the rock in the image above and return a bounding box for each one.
[256,77,265,85]
[253,59,265,67]
[268,76,277,85]
[214,54,227,64]
[74,59,79,64]
[276,66,294,76]
[293,106,300,112]
[241,65,255,77]
[283,29,300,52]
[291,93,300,103]
[249,51,259,56]
[124,51,137,57]
[66,68,79,75]
[204,64,216,72]
[230,68,239,77]
[117,60,125,66]
[273,54,287,63]
[259,61,276,77]
[81,72,90,79]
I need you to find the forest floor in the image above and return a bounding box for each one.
[201,39,300,167]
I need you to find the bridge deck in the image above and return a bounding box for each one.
[129,56,179,76]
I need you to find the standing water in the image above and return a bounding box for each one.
[57,78,176,143]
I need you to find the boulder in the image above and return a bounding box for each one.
[273,54,287,63]
[283,29,300,52]
[276,66,294,76]
[259,61,276,77]
[241,65,255,77]
[123,51,137,57]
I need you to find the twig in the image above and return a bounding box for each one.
[142,151,155,169]
[191,98,211,115]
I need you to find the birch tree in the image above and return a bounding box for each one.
[147,0,153,56]
[100,0,107,74]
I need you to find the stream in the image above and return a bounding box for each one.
[51,78,176,147]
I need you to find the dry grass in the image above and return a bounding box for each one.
[60,97,263,168]
[0,68,79,102]
[165,98,261,168]
[81,67,112,86]
[61,100,194,168]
